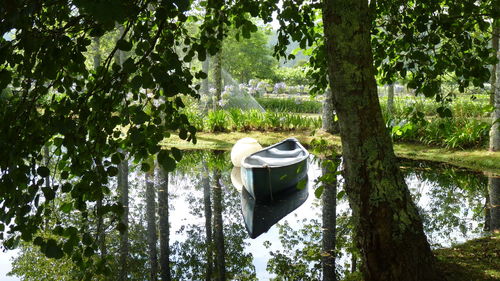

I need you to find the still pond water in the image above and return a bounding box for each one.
[141,150,495,280]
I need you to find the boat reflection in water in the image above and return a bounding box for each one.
[232,166,309,238]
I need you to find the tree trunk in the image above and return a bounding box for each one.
[158,167,171,281]
[484,189,491,232]
[386,84,394,117]
[351,254,357,273]
[213,51,222,111]
[490,22,499,107]
[489,22,500,152]
[202,57,210,96]
[146,169,158,281]
[212,169,226,281]
[322,158,337,281]
[489,176,500,233]
[118,159,129,281]
[203,165,213,281]
[322,1,442,280]
[322,89,340,134]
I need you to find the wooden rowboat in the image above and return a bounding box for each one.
[240,138,309,201]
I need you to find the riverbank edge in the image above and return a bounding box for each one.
[160,130,500,175]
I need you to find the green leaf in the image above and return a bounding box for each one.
[122,58,137,73]
[82,232,93,246]
[141,162,151,172]
[0,69,12,89]
[117,222,127,234]
[60,202,73,213]
[336,190,346,200]
[116,39,132,51]
[44,239,64,259]
[107,166,119,176]
[171,147,182,161]
[37,166,50,177]
[42,187,55,201]
[61,183,72,193]
[158,150,176,171]
[133,110,149,124]
[179,128,188,140]
[111,153,122,164]
[314,185,324,198]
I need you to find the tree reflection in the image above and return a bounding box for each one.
[400,160,487,245]
[170,151,256,280]
[487,176,500,232]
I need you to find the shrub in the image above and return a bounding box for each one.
[256,97,322,113]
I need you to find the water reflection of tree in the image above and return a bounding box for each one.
[486,176,500,232]
[171,151,256,280]
[400,160,487,245]
[265,158,359,281]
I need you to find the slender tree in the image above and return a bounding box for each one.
[212,9,224,111]
[321,157,338,281]
[202,57,210,96]
[158,166,171,281]
[488,176,500,233]
[213,51,222,110]
[386,84,395,117]
[212,168,226,281]
[202,164,213,281]
[322,0,442,280]
[146,168,158,281]
[118,158,129,281]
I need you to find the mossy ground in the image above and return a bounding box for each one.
[160,129,500,175]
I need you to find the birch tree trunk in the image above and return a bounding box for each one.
[118,158,129,281]
[202,57,210,96]
[146,169,158,281]
[489,22,500,152]
[158,167,171,281]
[212,169,226,281]
[322,1,442,280]
[213,51,222,111]
[203,165,213,281]
[322,158,338,281]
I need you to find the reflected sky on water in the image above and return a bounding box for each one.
[163,151,489,280]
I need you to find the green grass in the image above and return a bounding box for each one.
[342,235,500,281]
[434,235,500,281]
[255,97,322,113]
[160,129,500,174]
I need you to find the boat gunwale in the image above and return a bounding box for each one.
[240,138,310,169]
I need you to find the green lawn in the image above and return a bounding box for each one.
[160,129,500,175]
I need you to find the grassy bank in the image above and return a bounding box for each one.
[434,235,500,281]
[160,130,500,175]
